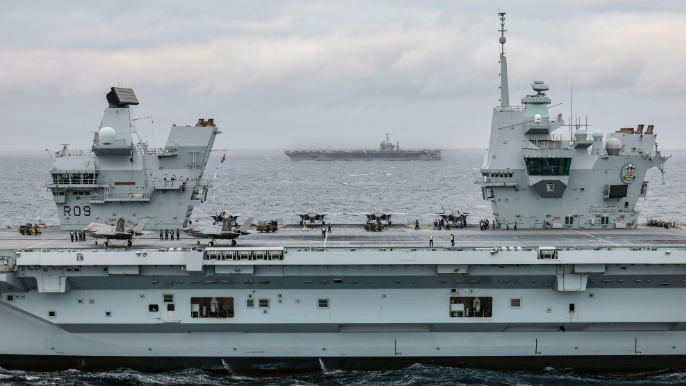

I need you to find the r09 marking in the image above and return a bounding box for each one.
[64,206,91,217]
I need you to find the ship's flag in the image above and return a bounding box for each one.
[214,153,226,179]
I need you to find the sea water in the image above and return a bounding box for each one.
[0,149,685,385]
[0,149,682,227]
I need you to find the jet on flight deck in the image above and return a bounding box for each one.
[83,217,149,247]
[347,209,406,225]
[183,217,254,247]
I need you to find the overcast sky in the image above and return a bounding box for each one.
[1,0,685,152]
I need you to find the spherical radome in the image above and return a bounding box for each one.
[499,37,506,44]
[534,114,542,123]
[99,127,116,144]
[606,137,622,155]
[592,130,603,141]
[575,128,588,141]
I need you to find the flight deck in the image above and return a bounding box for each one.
[1,225,684,250]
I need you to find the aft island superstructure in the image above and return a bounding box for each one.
[478,14,666,229]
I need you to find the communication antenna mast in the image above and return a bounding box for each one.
[498,12,510,107]
[570,82,573,137]
[499,13,507,55]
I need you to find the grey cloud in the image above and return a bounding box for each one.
[0,0,685,152]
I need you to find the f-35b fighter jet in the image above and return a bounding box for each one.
[209,210,241,226]
[296,209,329,225]
[83,217,149,247]
[431,207,469,228]
[347,209,406,225]
[183,217,254,247]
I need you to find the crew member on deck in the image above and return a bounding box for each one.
[429,233,433,246]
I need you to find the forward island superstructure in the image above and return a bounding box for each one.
[46,88,221,230]
[0,13,684,375]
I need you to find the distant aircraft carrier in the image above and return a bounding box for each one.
[285,133,441,161]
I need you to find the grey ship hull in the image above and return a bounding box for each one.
[285,150,441,161]
[2,226,686,373]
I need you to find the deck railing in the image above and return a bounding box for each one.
[589,205,639,213]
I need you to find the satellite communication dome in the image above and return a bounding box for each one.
[499,37,506,44]
[533,114,542,123]
[99,127,116,145]
[606,137,622,155]
[592,130,603,141]
[575,128,587,141]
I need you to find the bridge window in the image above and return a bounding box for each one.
[52,173,97,185]
[524,158,571,176]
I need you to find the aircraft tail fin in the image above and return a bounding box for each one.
[221,218,232,232]
[115,218,125,233]
[238,217,254,233]
[133,217,149,234]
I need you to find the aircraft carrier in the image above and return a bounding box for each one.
[0,13,684,374]
[285,133,441,161]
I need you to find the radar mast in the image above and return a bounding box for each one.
[499,12,510,107]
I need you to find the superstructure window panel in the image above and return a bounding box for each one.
[524,157,572,176]
[191,297,234,318]
[449,297,492,318]
[510,298,522,308]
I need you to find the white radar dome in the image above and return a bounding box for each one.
[592,130,603,141]
[575,128,587,141]
[99,127,116,144]
[533,114,542,123]
[606,137,622,155]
